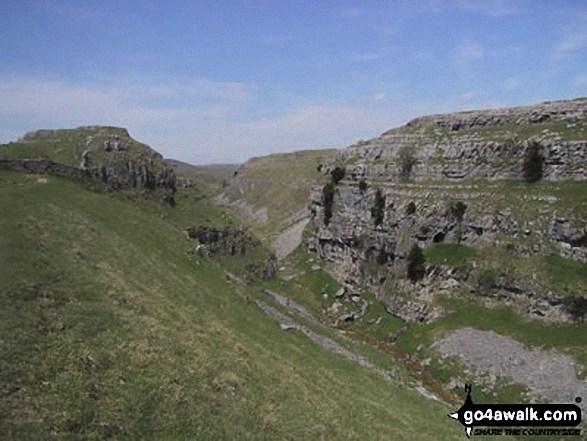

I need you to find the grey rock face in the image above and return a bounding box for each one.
[404,99,586,131]
[333,99,587,182]
[306,182,584,323]
[550,218,587,247]
[338,139,586,182]
[306,99,587,324]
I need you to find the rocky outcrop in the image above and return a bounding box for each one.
[0,157,177,192]
[92,157,176,191]
[333,98,587,182]
[0,159,96,180]
[186,225,261,256]
[306,99,587,324]
[306,182,584,323]
[338,138,586,182]
[404,98,586,131]
[17,126,177,191]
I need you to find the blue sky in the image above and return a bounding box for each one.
[1,0,586,163]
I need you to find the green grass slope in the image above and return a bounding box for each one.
[221,149,336,243]
[167,159,240,196]
[0,127,172,181]
[0,170,465,440]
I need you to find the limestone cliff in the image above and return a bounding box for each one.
[307,98,587,324]
[335,98,586,182]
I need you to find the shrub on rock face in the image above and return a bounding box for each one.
[371,188,385,226]
[376,249,388,265]
[359,179,368,192]
[331,167,346,185]
[450,201,467,223]
[562,296,587,323]
[476,268,496,295]
[406,244,425,282]
[406,201,416,215]
[322,182,335,226]
[398,146,417,180]
[163,195,176,207]
[523,141,544,183]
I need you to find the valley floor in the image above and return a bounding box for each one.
[0,171,469,440]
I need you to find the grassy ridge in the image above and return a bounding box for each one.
[0,127,171,180]
[222,149,337,243]
[0,171,465,440]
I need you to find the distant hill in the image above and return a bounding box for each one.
[166,159,241,194]
[166,159,240,176]
[216,149,337,249]
[0,126,176,191]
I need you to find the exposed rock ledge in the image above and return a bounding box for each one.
[10,126,177,191]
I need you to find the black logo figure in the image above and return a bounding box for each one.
[448,384,581,438]
[448,384,475,438]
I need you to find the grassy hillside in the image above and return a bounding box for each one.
[220,149,336,243]
[167,159,240,197]
[0,127,172,185]
[0,170,465,440]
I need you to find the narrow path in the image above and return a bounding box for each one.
[259,288,332,331]
[255,300,399,383]
[249,281,446,402]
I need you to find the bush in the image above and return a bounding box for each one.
[450,201,467,223]
[331,167,346,185]
[477,268,496,295]
[371,188,385,226]
[359,179,368,192]
[406,244,425,282]
[322,183,335,226]
[523,141,544,183]
[376,249,388,265]
[398,146,417,180]
[562,296,587,323]
[406,201,416,215]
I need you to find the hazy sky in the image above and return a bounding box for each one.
[1,1,586,163]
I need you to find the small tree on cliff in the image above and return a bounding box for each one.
[330,167,346,185]
[450,201,467,223]
[406,201,416,215]
[523,141,544,183]
[359,179,368,192]
[562,296,587,323]
[406,244,426,282]
[399,146,417,180]
[322,182,335,226]
[371,188,386,226]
